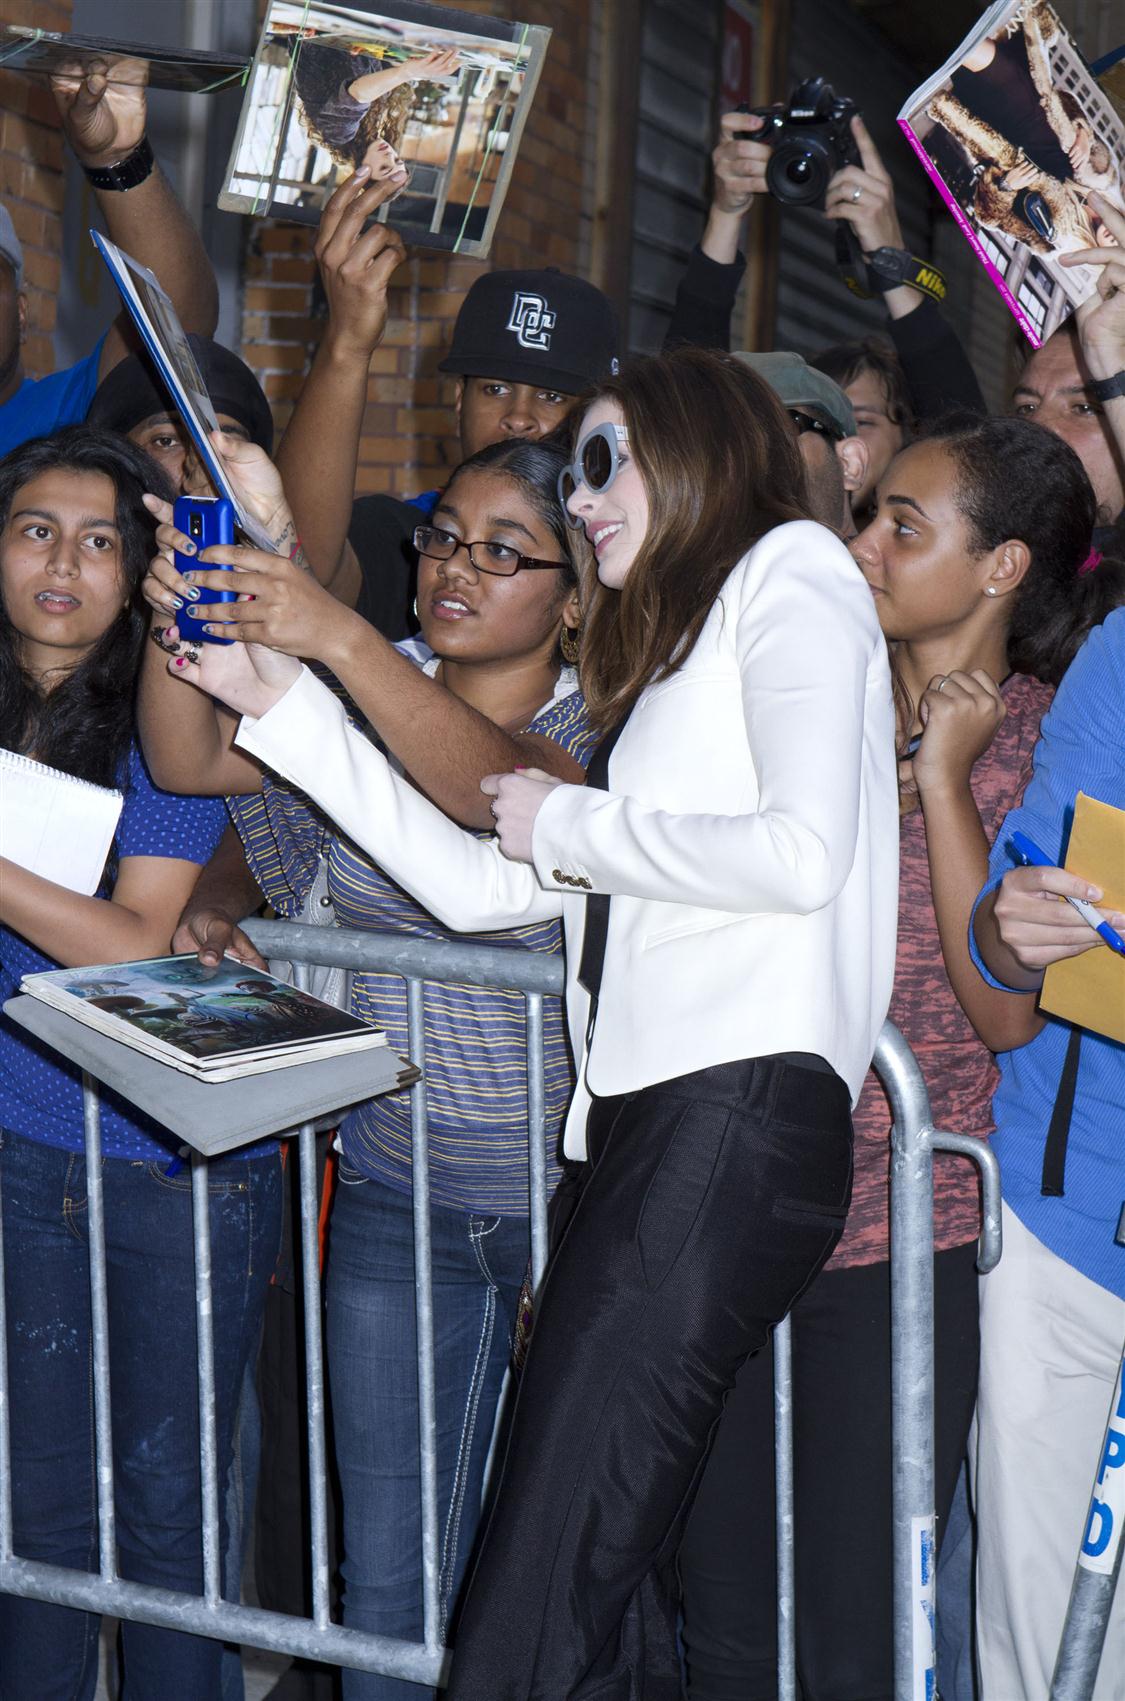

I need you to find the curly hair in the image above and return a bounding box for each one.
[0,426,174,792]
[292,44,414,169]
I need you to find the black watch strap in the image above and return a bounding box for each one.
[1090,369,1125,404]
[82,135,155,193]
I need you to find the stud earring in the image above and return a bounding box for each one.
[985,586,998,596]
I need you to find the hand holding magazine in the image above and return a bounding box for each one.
[898,0,1124,345]
[20,954,387,1084]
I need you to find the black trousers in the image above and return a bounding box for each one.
[445,1052,854,1701]
[678,1241,981,1701]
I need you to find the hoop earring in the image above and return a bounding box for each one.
[560,624,581,665]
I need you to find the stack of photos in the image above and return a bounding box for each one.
[220,0,550,256]
[21,955,387,1085]
[899,0,1124,345]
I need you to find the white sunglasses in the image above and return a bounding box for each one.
[558,423,630,528]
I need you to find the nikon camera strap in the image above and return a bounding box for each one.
[834,222,948,305]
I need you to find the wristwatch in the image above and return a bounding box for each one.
[1089,369,1125,404]
[82,135,155,193]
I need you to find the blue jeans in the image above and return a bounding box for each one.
[0,1129,282,1701]
[326,1171,531,1700]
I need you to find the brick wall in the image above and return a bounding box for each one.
[0,0,72,379]
[240,0,595,497]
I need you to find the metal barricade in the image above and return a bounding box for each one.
[771,1023,1002,1701]
[0,929,998,1694]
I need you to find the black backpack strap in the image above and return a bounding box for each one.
[1041,1025,1082,1198]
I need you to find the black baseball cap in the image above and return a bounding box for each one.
[87,336,274,453]
[438,267,619,396]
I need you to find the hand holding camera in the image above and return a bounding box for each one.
[823,115,906,255]
[711,109,773,216]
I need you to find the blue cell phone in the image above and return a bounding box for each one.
[174,495,237,646]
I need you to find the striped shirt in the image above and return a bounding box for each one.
[228,642,596,1215]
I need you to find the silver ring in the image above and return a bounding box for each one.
[488,799,499,821]
[851,186,862,202]
[936,676,950,694]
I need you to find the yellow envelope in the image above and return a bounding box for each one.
[1040,793,1125,1044]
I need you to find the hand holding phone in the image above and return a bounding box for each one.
[174,495,237,647]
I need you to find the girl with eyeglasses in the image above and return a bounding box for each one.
[160,345,899,1698]
[137,434,594,1700]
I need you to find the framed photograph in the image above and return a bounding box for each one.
[218,1,550,256]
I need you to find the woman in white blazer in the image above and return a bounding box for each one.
[171,348,898,1700]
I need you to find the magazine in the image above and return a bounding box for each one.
[219,1,550,257]
[91,233,275,552]
[898,0,1125,345]
[20,955,387,1084]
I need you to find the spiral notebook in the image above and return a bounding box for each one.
[0,749,123,895]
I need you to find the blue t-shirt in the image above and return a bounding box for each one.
[0,742,227,1160]
[0,339,105,459]
[969,608,1125,1299]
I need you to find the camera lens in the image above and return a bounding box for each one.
[767,139,829,207]
[190,512,202,539]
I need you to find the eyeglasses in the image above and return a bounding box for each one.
[558,423,630,527]
[412,525,567,578]
[788,408,845,443]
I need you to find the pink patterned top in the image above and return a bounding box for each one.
[829,672,1054,1269]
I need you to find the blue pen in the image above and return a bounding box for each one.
[1009,831,1125,958]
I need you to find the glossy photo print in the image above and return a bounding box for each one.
[219,0,550,256]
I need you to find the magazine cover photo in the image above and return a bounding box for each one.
[220,0,549,256]
[900,0,1124,343]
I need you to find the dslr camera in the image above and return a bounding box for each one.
[742,76,861,209]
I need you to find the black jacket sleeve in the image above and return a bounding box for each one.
[663,246,746,352]
[886,297,985,421]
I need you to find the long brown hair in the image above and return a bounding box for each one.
[576,348,812,732]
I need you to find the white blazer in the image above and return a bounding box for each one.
[237,519,899,1160]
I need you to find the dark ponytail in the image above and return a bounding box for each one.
[923,411,1124,685]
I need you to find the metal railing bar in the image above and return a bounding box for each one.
[525,993,549,1290]
[407,978,441,1652]
[773,1312,797,1701]
[82,1073,117,1581]
[0,1557,450,1682]
[298,1120,332,1631]
[242,919,564,998]
[190,1154,221,1605]
[0,1155,11,1560]
[878,1025,938,1701]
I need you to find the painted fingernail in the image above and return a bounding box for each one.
[182,541,196,555]
[173,656,187,669]
[185,587,201,601]
[169,596,183,610]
